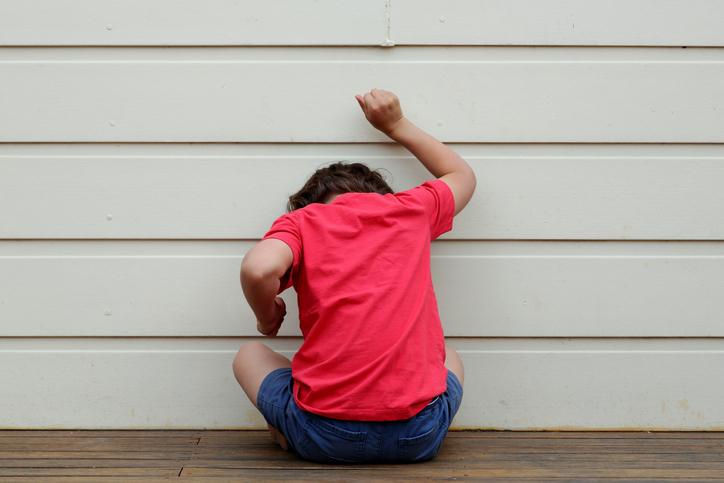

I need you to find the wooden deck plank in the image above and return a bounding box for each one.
[0,430,722,481]
[0,467,181,477]
[196,432,724,443]
[189,442,724,462]
[196,433,724,447]
[186,451,724,465]
[0,430,203,438]
[0,438,198,457]
[0,451,193,459]
[180,466,724,478]
[0,459,189,469]
[0,479,719,483]
[0,479,179,483]
[445,431,724,439]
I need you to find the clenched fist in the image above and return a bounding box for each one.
[355,89,406,136]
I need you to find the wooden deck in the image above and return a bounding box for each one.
[1,430,723,482]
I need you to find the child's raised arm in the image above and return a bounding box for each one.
[356,89,476,216]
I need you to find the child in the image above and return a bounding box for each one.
[232,89,476,463]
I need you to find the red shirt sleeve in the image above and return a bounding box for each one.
[406,179,455,239]
[262,213,301,292]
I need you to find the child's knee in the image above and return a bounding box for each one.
[232,341,266,373]
[444,346,465,386]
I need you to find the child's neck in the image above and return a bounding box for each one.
[323,192,345,204]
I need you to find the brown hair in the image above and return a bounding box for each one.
[287,162,394,212]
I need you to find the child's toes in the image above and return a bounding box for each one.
[277,431,289,451]
[267,423,289,451]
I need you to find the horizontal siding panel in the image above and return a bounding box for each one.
[0,254,251,338]
[2,242,722,337]
[1,1,721,47]
[2,339,723,430]
[1,48,722,143]
[0,0,386,46]
[456,347,724,430]
[394,0,724,47]
[2,154,723,240]
[432,255,724,337]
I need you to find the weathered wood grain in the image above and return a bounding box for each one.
[1,430,723,482]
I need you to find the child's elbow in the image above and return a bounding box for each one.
[240,255,271,286]
[468,165,477,194]
[240,239,294,287]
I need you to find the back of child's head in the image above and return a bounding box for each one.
[287,162,394,212]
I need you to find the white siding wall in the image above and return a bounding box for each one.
[1,1,722,430]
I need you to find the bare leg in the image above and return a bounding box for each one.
[444,345,465,387]
[232,341,292,449]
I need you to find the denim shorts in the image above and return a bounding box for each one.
[256,368,463,464]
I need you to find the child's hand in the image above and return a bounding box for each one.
[355,89,405,136]
[257,297,286,337]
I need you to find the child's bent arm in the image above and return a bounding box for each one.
[356,89,476,216]
[387,118,476,216]
[240,239,293,336]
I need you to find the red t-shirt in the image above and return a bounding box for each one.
[263,179,455,421]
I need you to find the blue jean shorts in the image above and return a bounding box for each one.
[256,368,463,464]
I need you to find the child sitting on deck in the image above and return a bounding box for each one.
[232,89,476,463]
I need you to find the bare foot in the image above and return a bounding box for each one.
[267,423,289,451]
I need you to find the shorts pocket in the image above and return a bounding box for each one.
[397,422,444,462]
[297,415,367,464]
[397,402,445,462]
